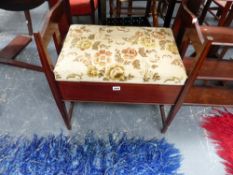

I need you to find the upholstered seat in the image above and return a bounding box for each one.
[54,25,187,85]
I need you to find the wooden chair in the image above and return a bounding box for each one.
[199,0,233,26]
[34,0,233,133]
[107,0,158,26]
[157,0,182,26]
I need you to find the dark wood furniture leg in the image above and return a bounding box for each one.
[163,0,176,27]
[218,2,232,26]
[199,0,211,24]
[90,0,96,24]
[224,6,233,26]
[24,10,33,35]
[34,33,72,129]
[162,40,213,133]
[99,0,106,24]
[109,0,114,18]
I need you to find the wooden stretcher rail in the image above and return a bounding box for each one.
[0,36,31,59]
[183,58,233,81]
[185,86,233,106]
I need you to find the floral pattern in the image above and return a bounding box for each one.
[94,50,112,67]
[54,25,187,85]
[77,39,92,50]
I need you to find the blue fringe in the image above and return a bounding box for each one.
[0,133,182,175]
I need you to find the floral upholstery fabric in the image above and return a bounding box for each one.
[54,25,187,85]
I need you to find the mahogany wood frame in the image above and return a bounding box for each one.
[199,0,233,58]
[199,0,233,26]
[34,0,233,133]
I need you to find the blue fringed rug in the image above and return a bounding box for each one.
[0,133,182,175]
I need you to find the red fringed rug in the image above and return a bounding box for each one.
[202,110,233,175]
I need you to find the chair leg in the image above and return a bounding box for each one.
[91,13,95,24]
[51,87,72,130]
[90,0,95,24]
[46,78,72,129]
[199,0,211,25]
[58,104,72,130]
[151,0,158,27]
[42,76,72,129]
[161,40,213,133]
[223,7,233,26]
[34,33,72,130]
[159,105,166,126]
[116,0,121,17]
[109,0,114,17]
[161,102,183,133]
[24,10,33,35]
[69,102,75,119]
[46,79,72,129]
[128,0,132,16]
[218,2,232,26]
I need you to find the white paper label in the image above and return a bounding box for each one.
[112,86,121,91]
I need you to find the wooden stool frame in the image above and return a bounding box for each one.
[34,0,233,133]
